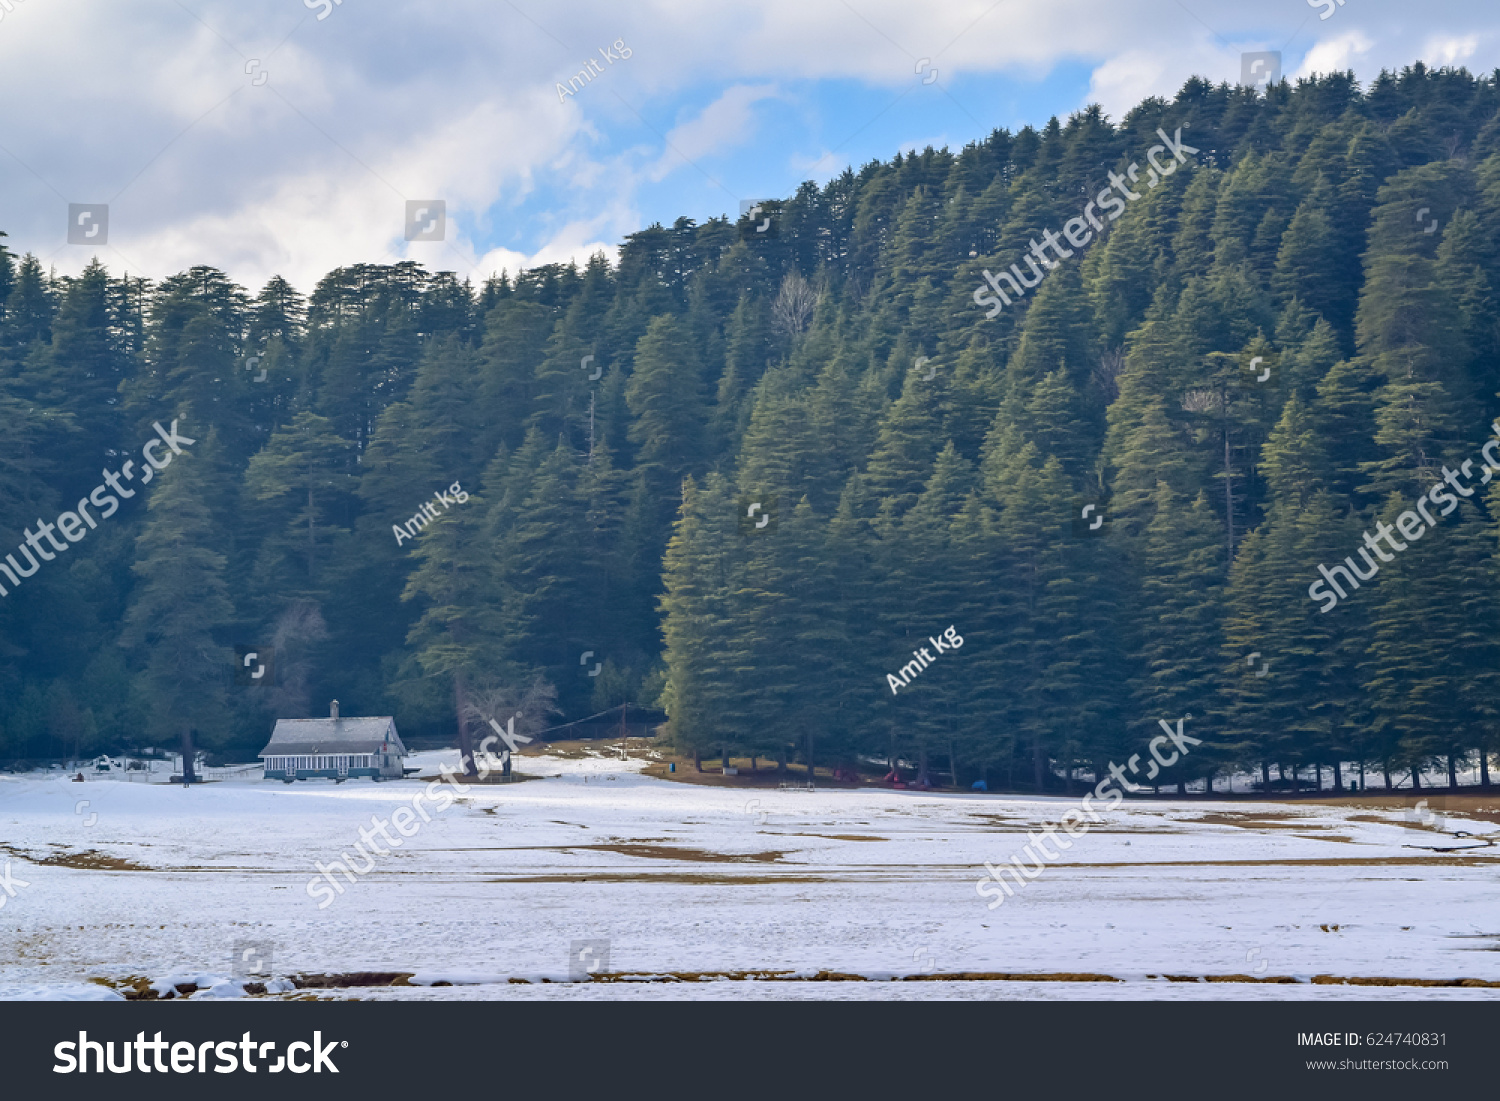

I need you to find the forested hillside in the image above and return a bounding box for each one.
[3,63,1500,792]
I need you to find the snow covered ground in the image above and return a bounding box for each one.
[0,746,1497,1001]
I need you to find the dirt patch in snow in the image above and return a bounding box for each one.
[1191,812,1319,830]
[0,844,150,871]
[566,843,787,863]
[1295,794,1500,825]
[785,834,889,842]
[492,872,833,885]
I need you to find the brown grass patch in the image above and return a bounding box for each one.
[0,844,150,871]
[1064,855,1500,867]
[566,843,787,863]
[492,873,826,885]
[291,972,414,990]
[1191,813,1345,832]
[529,970,1500,988]
[785,834,889,842]
[1298,794,1500,825]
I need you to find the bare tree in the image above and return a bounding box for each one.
[267,600,329,719]
[771,270,819,335]
[1093,346,1125,404]
[460,674,561,775]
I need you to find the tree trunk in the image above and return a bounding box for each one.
[1383,763,1392,790]
[721,744,729,772]
[1223,399,1236,565]
[694,748,703,773]
[1205,770,1214,795]
[308,486,316,578]
[1411,768,1421,790]
[1314,763,1321,791]
[1481,752,1491,789]
[1032,737,1045,793]
[949,738,960,788]
[1333,761,1343,791]
[180,727,197,784]
[1176,778,1186,796]
[750,755,757,775]
[805,730,815,786]
[1447,753,1458,790]
[777,748,787,776]
[1261,761,1271,791]
[916,745,930,787]
[453,674,477,776]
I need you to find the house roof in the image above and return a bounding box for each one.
[258,717,405,758]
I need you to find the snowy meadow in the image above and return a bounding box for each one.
[1,746,1496,1002]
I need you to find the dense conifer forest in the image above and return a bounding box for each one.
[4,63,1500,793]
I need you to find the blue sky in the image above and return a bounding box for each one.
[0,0,1494,291]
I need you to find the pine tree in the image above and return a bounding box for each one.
[119,450,233,781]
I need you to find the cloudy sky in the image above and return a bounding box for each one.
[0,0,1492,293]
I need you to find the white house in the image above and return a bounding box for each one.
[258,700,406,782]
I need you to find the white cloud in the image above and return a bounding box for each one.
[4,0,1500,291]
[648,83,780,182]
[1296,31,1376,79]
[1420,34,1481,67]
[1087,49,1179,121]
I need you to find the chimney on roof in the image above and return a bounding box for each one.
[330,699,340,720]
